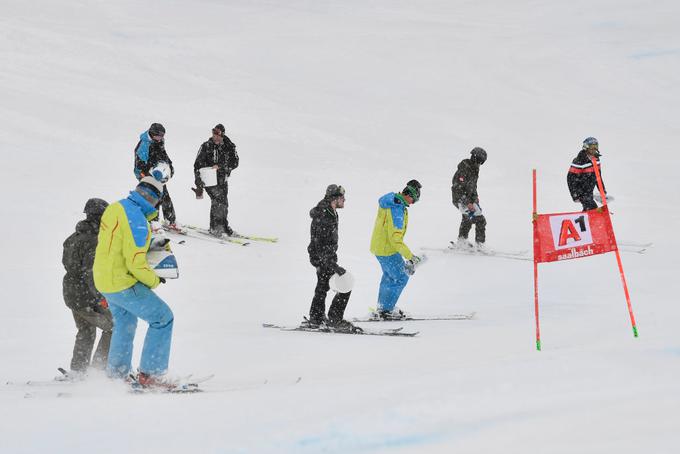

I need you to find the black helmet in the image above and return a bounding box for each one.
[325,184,346,200]
[149,123,166,137]
[403,179,422,202]
[83,198,108,218]
[470,147,487,164]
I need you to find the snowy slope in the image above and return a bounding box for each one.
[1,0,679,452]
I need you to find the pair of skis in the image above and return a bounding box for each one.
[263,322,418,337]
[264,312,476,337]
[423,239,653,261]
[128,373,215,394]
[10,368,214,395]
[162,222,277,247]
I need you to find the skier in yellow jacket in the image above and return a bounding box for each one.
[93,176,174,388]
[370,179,422,320]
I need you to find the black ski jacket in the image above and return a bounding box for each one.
[133,136,174,180]
[451,158,481,206]
[193,135,239,188]
[567,150,606,201]
[307,199,341,272]
[62,219,104,310]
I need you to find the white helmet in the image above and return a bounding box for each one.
[329,270,354,293]
[147,245,179,279]
[150,161,172,183]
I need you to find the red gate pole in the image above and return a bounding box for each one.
[590,157,638,337]
[532,169,541,350]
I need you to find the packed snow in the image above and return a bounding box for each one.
[1,0,679,452]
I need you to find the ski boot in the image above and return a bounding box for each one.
[301,315,328,329]
[134,372,178,391]
[451,237,474,250]
[378,307,407,321]
[328,319,363,334]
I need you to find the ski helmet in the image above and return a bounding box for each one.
[83,198,108,218]
[582,136,598,150]
[330,270,355,293]
[470,147,487,164]
[325,184,346,200]
[403,179,422,202]
[148,123,166,137]
[150,161,172,183]
[137,176,164,203]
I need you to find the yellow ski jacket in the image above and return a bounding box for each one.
[370,192,413,260]
[93,191,161,293]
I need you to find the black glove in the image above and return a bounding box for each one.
[191,187,204,199]
[335,266,346,276]
[159,277,166,284]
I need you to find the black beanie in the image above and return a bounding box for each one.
[403,179,422,202]
[149,123,166,136]
[213,123,225,134]
[83,198,109,218]
[325,184,345,200]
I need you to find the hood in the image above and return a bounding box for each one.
[75,219,99,235]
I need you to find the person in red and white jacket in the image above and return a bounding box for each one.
[567,137,607,211]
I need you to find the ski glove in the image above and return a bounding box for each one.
[191,187,204,199]
[159,277,166,284]
[335,266,346,276]
[405,255,422,276]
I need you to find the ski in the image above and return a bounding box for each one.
[618,240,653,249]
[129,373,214,394]
[262,323,418,337]
[181,224,278,243]
[422,245,531,261]
[162,224,250,246]
[353,312,476,322]
[618,245,649,254]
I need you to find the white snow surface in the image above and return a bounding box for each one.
[1,1,679,452]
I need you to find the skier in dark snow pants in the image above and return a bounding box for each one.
[306,184,355,331]
[192,123,240,236]
[62,198,113,373]
[451,147,487,247]
[133,123,177,226]
[567,137,607,211]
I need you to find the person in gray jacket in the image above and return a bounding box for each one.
[62,198,113,374]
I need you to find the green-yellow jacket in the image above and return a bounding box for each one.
[93,191,160,293]
[370,192,413,260]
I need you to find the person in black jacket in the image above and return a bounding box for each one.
[62,198,113,374]
[192,124,239,236]
[133,123,177,226]
[451,147,487,248]
[567,137,607,211]
[306,184,357,331]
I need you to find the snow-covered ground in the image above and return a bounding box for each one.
[1,0,679,452]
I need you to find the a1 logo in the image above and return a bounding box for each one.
[549,213,593,250]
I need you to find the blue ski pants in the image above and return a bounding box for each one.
[102,283,173,377]
[375,253,409,312]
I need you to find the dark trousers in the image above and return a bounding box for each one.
[459,215,487,243]
[70,306,113,372]
[160,184,176,223]
[580,194,598,211]
[309,266,351,324]
[205,185,230,233]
